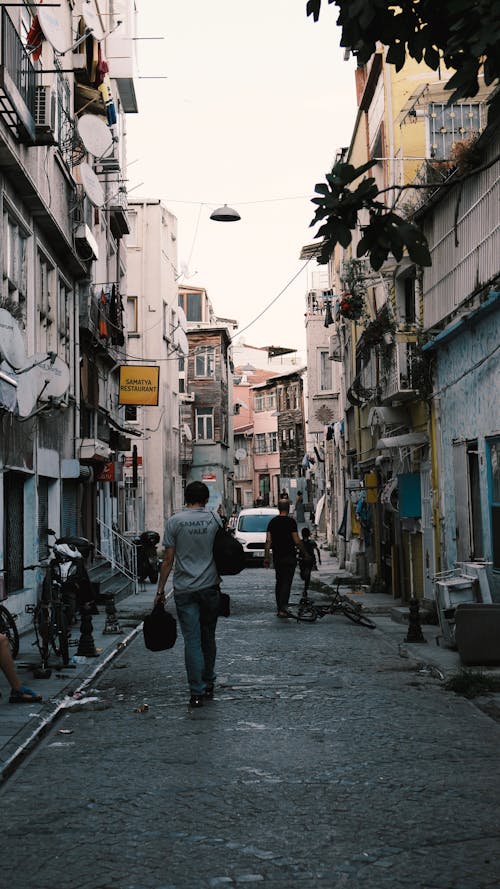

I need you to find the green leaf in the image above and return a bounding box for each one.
[386,41,406,71]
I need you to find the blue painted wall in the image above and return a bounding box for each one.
[436,305,500,574]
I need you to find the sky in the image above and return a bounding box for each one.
[126,0,357,360]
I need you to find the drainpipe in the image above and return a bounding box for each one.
[429,395,442,574]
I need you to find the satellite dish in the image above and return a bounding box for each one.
[15,368,38,418]
[76,162,105,207]
[77,114,113,158]
[23,353,70,401]
[183,423,192,441]
[81,3,105,41]
[0,309,27,369]
[174,327,189,357]
[176,306,188,332]
[235,448,247,460]
[38,7,68,53]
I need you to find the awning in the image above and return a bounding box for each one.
[376,432,428,450]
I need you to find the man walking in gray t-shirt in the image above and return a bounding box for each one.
[156,481,222,708]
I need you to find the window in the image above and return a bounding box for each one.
[127,296,138,334]
[186,291,202,322]
[254,393,265,411]
[57,278,72,367]
[3,209,28,309]
[127,211,138,247]
[429,102,481,160]
[196,408,213,440]
[269,431,278,453]
[267,393,276,410]
[487,438,500,570]
[404,276,417,323]
[37,252,55,352]
[255,433,267,454]
[320,350,333,391]
[195,346,215,377]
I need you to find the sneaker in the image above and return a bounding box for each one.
[189,695,203,708]
[203,685,214,700]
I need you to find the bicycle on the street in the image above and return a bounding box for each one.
[25,536,93,672]
[286,583,377,629]
[0,596,20,658]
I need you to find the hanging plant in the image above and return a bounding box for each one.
[339,291,364,320]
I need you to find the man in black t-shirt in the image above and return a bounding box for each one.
[264,499,311,617]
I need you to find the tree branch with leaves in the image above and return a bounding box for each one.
[306,0,500,269]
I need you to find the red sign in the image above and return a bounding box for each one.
[124,455,143,467]
[96,462,116,482]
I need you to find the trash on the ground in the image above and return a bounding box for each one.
[61,696,112,711]
[48,741,76,748]
[70,656,89,665]
[134,703,149,713]
[58,728,74,735]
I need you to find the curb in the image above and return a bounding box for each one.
[0,623,143,785]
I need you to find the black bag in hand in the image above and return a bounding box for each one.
[143,602,177,651]
[212,514,245,576]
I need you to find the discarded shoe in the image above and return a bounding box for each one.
[9,685,42,704]
[189,695,203,708]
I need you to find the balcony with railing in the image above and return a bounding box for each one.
[0,7,37,141]
[79,285,126,359]
[381,339,420,404]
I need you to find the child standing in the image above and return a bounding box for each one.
[298,528,321,599]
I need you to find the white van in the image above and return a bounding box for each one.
[234,507,279,563]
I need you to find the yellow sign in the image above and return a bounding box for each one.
[364,471,379,504]
[118,366,159,406]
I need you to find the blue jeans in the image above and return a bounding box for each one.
[174,587,219,695]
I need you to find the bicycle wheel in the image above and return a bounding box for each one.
[52,605,70,665]
[342,601,376,629]
[0,603,19,658]
[286,601,318,622]
[34,603,51,666]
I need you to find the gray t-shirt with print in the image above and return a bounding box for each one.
[162,507,221,592]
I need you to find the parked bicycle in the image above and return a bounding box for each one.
[0,597,20,659]
[25,534,94,672]
[286,583,377,629]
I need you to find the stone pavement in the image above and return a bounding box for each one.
[1,546,497,781]
[2,556,500,889]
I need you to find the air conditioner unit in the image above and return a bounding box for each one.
[34,85,57,145]
[182,392,195,402]
[329,332,341,361]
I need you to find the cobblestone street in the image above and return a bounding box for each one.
[3,568,500,889]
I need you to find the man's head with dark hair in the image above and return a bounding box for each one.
[278,498,290,514]
[301,527,311,539]
[185,481,210,505]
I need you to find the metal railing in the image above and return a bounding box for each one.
[96,518,138,596]
[1,7,37,121]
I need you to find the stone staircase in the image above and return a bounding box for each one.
[88,555,136,605]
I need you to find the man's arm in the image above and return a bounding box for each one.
[292,531,311,559]
[263,531,272,568]
[155,546,175,600]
